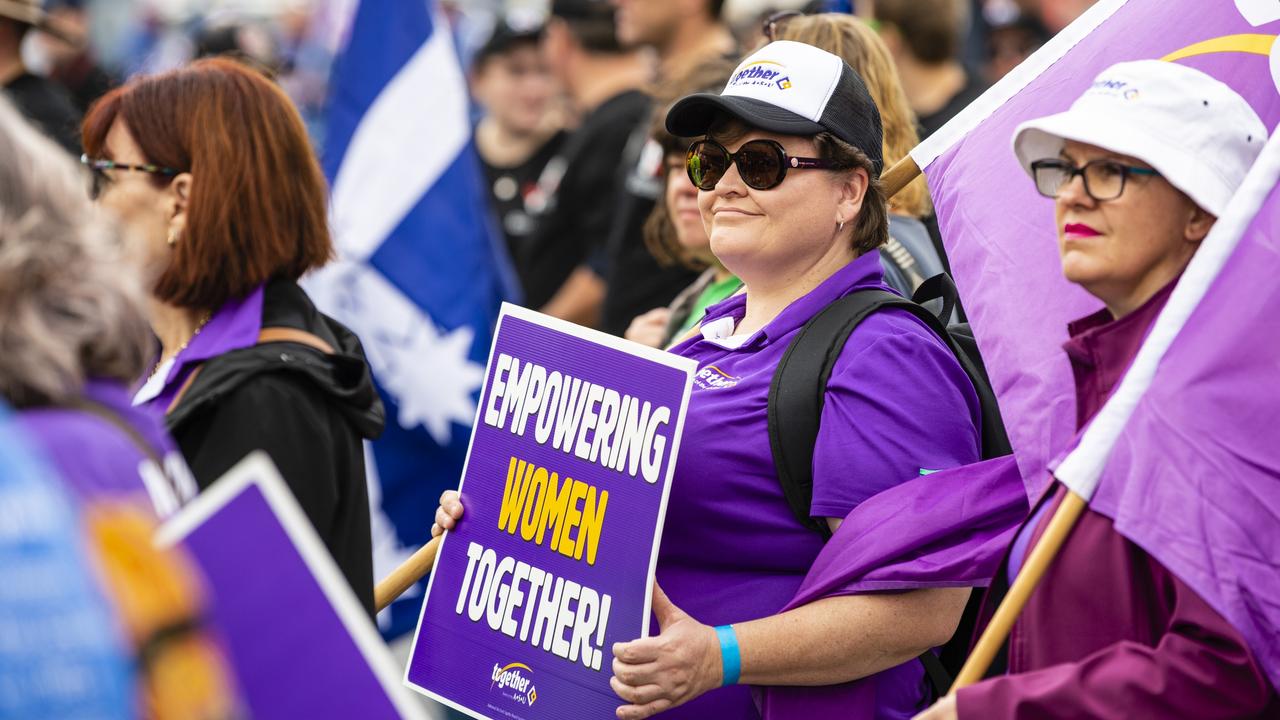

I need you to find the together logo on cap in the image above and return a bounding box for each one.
[729,61,793,91]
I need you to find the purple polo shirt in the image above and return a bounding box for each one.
[135,286,265,413]
[656,252,981,719]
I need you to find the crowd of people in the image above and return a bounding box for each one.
[2,0,1277,718]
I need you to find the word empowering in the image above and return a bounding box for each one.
[457,542,613,671]
[483,355,673,484]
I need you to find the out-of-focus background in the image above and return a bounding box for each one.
[16,0,1086,156]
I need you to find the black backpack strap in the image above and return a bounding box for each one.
[767,289,907,539]
[769,284,1004,700]
[919,650,952,703]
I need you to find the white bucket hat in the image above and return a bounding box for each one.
[1012,60,1267,216]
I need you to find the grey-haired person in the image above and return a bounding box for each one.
[0,95,194,514]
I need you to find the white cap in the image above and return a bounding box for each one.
[1012,60,1266,216]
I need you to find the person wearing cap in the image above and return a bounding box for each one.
[436,40,987,719]
[0,0,81,152]
[914,61,1277,720]
[470,18,567,268]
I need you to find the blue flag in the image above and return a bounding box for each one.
[308,0,513,640]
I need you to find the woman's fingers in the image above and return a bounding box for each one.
[612,637,662,666]
[611,656,664,687]
[432,490,465,537]
[609,677,666,705]
[615,696,674,720]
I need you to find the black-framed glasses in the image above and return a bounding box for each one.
[761,10,802,41]
[1029,158,1160,202]
[686,138,840,191]
[80,154,179,198]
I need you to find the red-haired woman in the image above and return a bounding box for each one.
[82,57,383,616]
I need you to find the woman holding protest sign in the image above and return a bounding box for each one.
[914,61,1277,719]
[82,57,384,617]
[435,41,1025,719]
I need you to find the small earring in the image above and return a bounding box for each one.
[167,228,179,246]
[837,219,845,232]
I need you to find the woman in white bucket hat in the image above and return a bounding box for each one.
[915,60,1277,720]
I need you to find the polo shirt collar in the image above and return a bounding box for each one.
[698,251,888,348]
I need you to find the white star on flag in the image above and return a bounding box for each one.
[305,259,485,445]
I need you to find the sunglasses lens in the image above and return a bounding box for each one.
[736,141,785,190]
[688,141,727,191]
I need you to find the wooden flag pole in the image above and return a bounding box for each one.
[370,155,930,615]
[881,155,923,199]
[948,491,1089,691]
[374,535,441,613]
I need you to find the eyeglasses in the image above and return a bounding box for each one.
[1029,158,1160,202]
[761,10,802,41]
[80,154,179,198]
[686,138,840,191]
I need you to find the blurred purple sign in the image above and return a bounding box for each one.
[157,453,426,720]
[405,304,695,720]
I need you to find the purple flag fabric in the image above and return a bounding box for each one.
[1053,133,1280,689]
[757,456,1028,718]
[914,0,1280,497]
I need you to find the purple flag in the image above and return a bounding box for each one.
[758,456,1028,718]
[913,0,1280,496]
[1050,132,1280,688]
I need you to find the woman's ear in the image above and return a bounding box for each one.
[1184,204,1215,244]
[837,166,870,223]
[167,172,193,241]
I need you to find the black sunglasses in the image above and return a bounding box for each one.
[686,138,839,191]
[1029,158,1160,202]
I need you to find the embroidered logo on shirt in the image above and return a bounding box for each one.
[693,365,740,390]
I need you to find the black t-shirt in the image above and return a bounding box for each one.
[917,70,988,140]
[518,89,650,309]
[598,116,700,336]
[3,73,81,155]
[481,130,568,270]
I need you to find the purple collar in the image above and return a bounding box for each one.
[146,285,265,412]
[699,251,889,348]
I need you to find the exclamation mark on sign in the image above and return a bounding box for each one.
[592,594,612,671]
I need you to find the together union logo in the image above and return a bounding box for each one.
[491,662,538,706]
[730,61,792,91]
[693,365,739,390]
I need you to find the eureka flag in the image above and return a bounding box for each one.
[911,0,1280,495]
[308,0,514,639]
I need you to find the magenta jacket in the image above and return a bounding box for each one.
[958,283,1279,718]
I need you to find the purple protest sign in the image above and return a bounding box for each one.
[910,0,1280,496]
[404,304,695,720]
[156,453,426,720]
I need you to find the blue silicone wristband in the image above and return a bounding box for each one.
[715,624,741,686]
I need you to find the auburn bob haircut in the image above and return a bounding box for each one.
[82,57,333,311]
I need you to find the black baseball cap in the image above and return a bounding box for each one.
[666,41,885,175]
